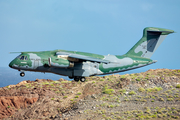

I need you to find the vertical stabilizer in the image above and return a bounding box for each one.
[125,27,174,58]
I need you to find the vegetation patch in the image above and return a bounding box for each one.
[63,96,68,99]
[138,87,145,92]
[75,95,79,98]
[128,91,136,95]
[146,87,163,92]
[176,84,180,88]
[102,85,114,94]
[119,89,126,94]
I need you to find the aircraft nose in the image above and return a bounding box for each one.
[9,61,13,68]
[9,60,14,68]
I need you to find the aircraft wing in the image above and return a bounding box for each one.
[56,52,109,64]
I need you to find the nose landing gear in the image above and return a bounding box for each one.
[20,72,25,77]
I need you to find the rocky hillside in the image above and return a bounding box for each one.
[0,69,180,120]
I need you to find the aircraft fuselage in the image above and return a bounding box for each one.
[9,50,155,78]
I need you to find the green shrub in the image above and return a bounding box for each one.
[77,92,82,95]
[75,95,79,98]
[61,81,70,83]
[100,103,107,107]
[121,75,126,79]
[159,97,164,101]
[167,95,173,98]
[124,99,129,101]
[119,89,126,94]
[162,114,167,117]
[43,82,49,85]
[171,115,179,119]
[137,95,141,98]
[103,84,108,89]
[147,73,150,75]
[109,105,115,108]
[174,95,179,98]
[129,91,136,95]
[103,89,114,94]
[167,98,173,101]
[146,87,163,92]
[155,87,163,91]
[176,84,180,88]
[152,96,155,99]
[102,85,114,94]
[151,114,157,118]
[51,98,55,100]
[141,99,147,102]
[174,116,179,119]
[138,87,145,92]
[63,96,68,99]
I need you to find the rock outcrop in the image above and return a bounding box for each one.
[0,96,38,119]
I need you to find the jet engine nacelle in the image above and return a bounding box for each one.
[48,57,74,68]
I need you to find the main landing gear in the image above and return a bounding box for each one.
[74,77,86,82]
[20,72,25,77]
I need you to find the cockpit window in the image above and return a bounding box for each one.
[19,56,28,60]
[16,55,21,59]
[20,56,24,60]
[25,56,28,60]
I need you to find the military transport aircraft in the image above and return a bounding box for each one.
[9,27,174,82]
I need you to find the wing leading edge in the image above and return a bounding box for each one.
[56,52,109,64]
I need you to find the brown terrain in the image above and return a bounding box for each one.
[0,69,180,120]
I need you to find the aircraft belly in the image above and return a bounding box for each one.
[50,68,73,77]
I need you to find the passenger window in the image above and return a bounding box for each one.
[20,56,24,60]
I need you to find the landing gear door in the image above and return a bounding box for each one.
[73,62,99,77]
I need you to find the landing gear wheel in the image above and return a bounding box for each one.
[74,77,79,82]
[69,76,74,79]
[80,77,86,82]
[20,72,25,77]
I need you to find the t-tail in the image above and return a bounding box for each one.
[125,27,174,58]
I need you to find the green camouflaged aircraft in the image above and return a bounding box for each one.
[9,27,174,82]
